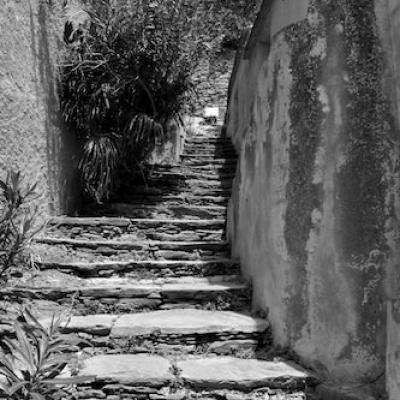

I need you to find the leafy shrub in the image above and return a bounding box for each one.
[59,0,203,203]
[58,0,261,204]
[0,171,41,284]
[0,307,91,400]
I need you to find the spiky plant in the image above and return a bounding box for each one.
[0,171,41,284]
[78,134,119,204]
[59,0,201,204]
[0,307,92,399]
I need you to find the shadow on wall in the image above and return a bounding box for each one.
[31,0,80,215]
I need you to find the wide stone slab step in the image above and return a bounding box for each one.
[46,217,226,242]
[103,203,227,219]
[149,164,235,175]
[181,158,237,167]
[181,154,237,162]
[33,242,229,263]
[119,194,230,206]
[76,354,317,394]
[176,357,318,391]
[182,149,237,158]
[185,137,231,144]
[37,258,240,278]
[4,275,250,314]
[33,238,230,265]
[41,310,269,354]
[147,170,235,180]
[78,354,173,387]
[117,185,232,198]
[124,177,233,191]
[35,237,228,252]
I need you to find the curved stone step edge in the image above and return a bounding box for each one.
[75,354,318,392]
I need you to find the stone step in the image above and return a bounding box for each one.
[181,156,237,165]
[118,194,230,206]
[182,149,237,157]
[129,176,233,190]
[149,163,235,173]
[75,354,317,398]
[102,203,227,219]
[37,258,240,278]
[185,137,230,144]
[147,170,235,180]
[183,145,236,152]
[35,237,229,254]
[183,139,234,147]
[33,239,230,263]
[41,309,269,354]
[181,154,237,161]
[176,357,317,391]
[118,185,232,198]
[183,162,237,171]
[3,275,250,315]
[46,217,226,242]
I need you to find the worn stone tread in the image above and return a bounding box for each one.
[77,354,316,392]
[42,310,268,337]
[79,354,173,386]
[35,237,229,251]
[5,275,247,300]
[105,203,228,219]
[111,309,268,337]
[177,357,317,390]
[48,216,226,228]
[36,258,240,277]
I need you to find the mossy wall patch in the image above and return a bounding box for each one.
[283,5,324,339]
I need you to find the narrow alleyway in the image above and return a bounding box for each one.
[12,124,317,399]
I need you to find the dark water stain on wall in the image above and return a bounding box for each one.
[283,9,324,341]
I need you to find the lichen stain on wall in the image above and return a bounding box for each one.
[0,0,73,217]
[228,31,294,344]
[226,0,397,385]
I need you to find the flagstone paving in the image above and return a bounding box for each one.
[11,124,319,399]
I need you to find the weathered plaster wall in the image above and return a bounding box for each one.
[0,0,75,217]
[227,0,400,389]
[375,0,400,398]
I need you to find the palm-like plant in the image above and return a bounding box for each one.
[59,0,201,204]
[0,307,91,399]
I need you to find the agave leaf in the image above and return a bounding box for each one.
[0,363,20,383]
[0,380,11,395]
[8,381,27,395]
[14,323,36,376]
[23,307,45,333]
[2,336,35,373]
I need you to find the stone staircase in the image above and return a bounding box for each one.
[4,125,318,399]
